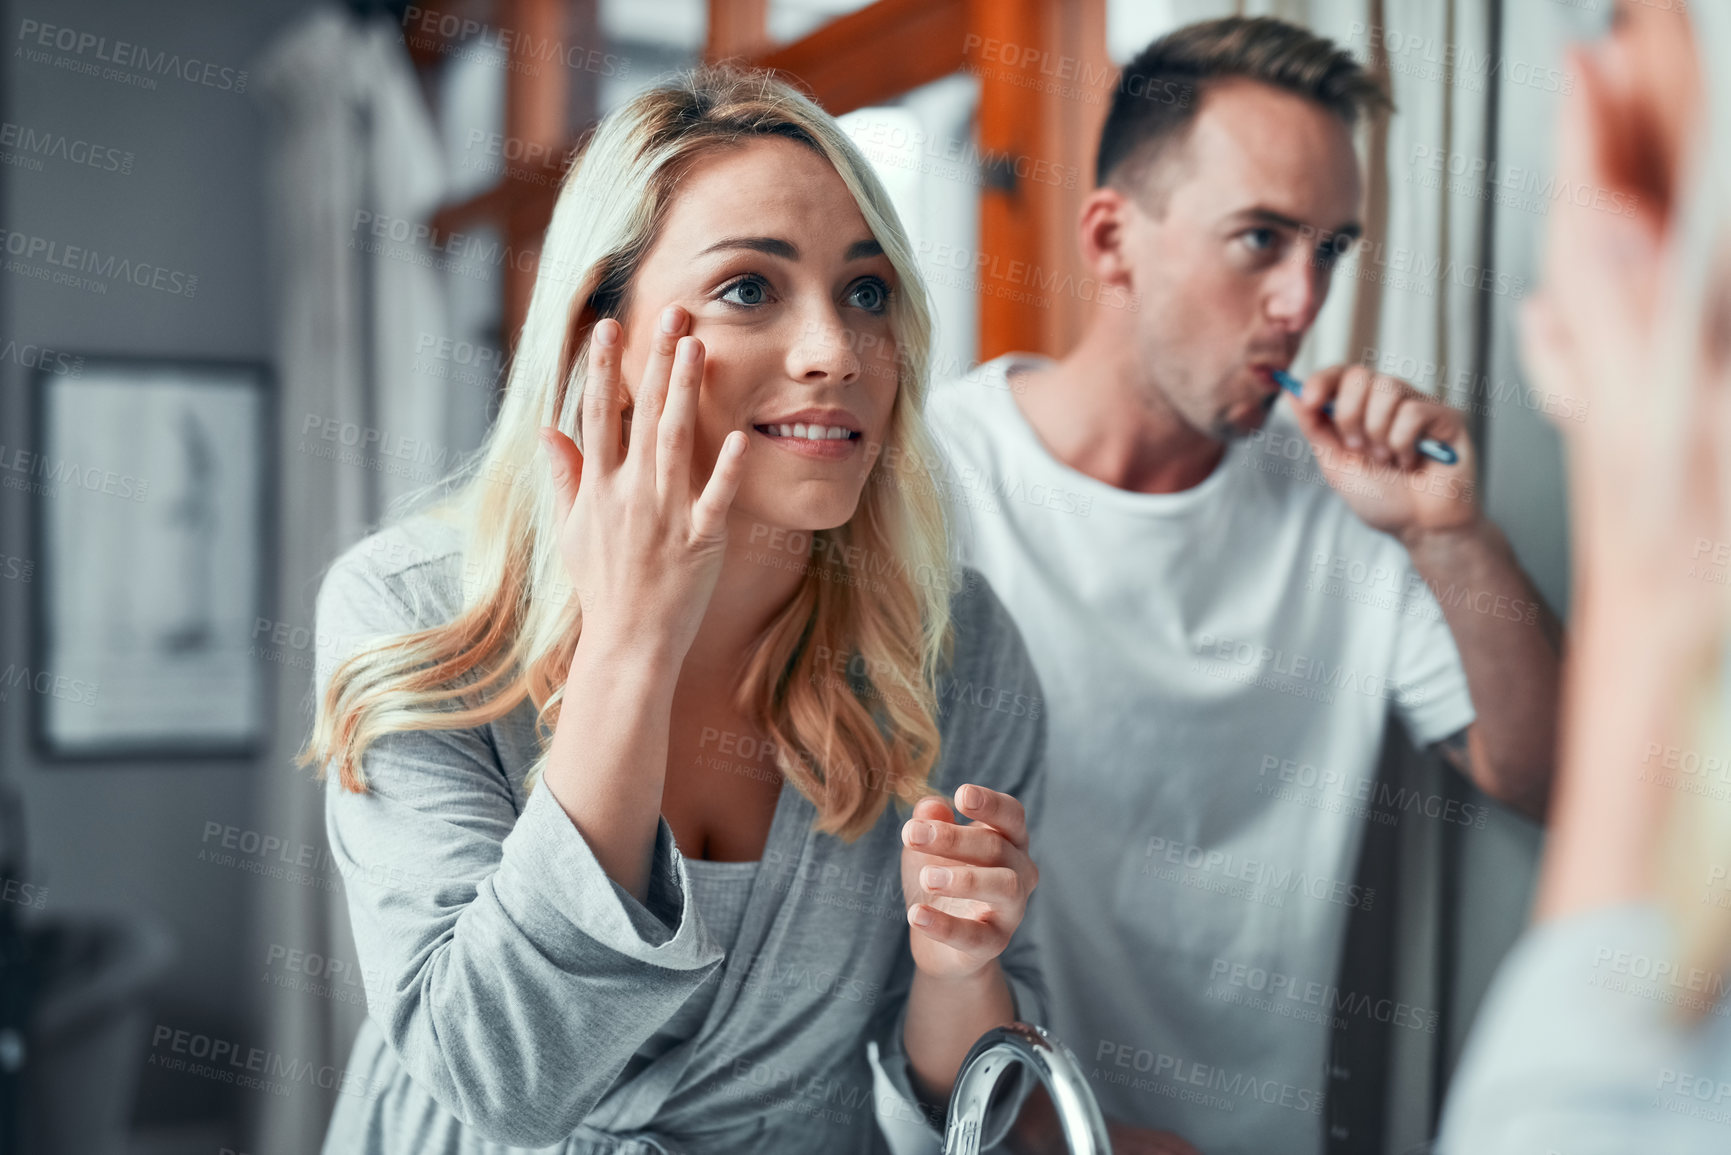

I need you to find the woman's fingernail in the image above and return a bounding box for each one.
[958,785,981,810]
[677,336,700,363]
[660,305,682,334]
[924,866,952,889]
[593,321,617,347]
[909,905,934,927]
[906,821,933,846]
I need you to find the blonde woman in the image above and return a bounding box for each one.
[300,68,1047,1154]
[1438,0,1731,1149]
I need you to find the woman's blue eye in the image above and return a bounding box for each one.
[848,277,890,314]
[719,275,770,307]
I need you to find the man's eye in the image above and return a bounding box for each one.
[1242,227,1277,253]
[1315,234,1356,267]
[718,274,771,307]
[847,277,891,314]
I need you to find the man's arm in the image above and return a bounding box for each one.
[1288,365,1563,822]
[1404,519,1562,821]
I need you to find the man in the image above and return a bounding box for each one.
[924,17,1560,1155]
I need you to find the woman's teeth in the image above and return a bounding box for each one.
[760,424,856,441]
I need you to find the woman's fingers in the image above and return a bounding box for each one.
[629,305,687,471]
[689,431,747,542]
[657,335,704,500]
[953,784,1028,850]
[539,426,584,515]
[906,901,1005,956]
[903,817,1009,866]
[920,863,1024,907]
[581,319,625,473]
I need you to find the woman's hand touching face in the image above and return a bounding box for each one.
[1519,7,1726,624]
[899,785,1039,981]
[539,309,749,664]
[613,136,904,539]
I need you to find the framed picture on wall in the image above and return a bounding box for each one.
[28,357,273,761]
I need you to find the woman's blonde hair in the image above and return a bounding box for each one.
[298,66,956,840]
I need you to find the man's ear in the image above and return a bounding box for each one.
[1078,186,1136,287]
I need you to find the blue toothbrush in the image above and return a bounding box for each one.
[1271,368,1459,466]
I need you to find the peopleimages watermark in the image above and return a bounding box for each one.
[250,615,378,675]
[398,5,630,79]
[148,1023,382,1101]
[1093,1037,1326,1116]
[262,943,380,1007]
[0,876,48,911]
[1205,954,1440,1034]
[455,129,577,188]
[1638,740,1731,804]
[1355,345,1588,424]
[16,19,249,93]
[297,411,531,489]
[0,337,82,376]
[760,845,905,924]
[846,116,1080,191]
[413,331,506,390]
[1192,630,1426,710]
[960,34,1191,109]
[1305,549,1544,630]
[0,227,198,297]
[1142,834,1375,911]
[1405,143,1639,220]
[0,443,149,502]
[1657,1066,1731,1128]
[914,238,1139,314]
[0,663,99,708]
[743,521,978,599]
[1348,22,1572,96]
[1254,752,1490,831]
[0,119,134,175]
[198,819,430,897]
[1587,943,1731,1019]
[1302,226,1530,301]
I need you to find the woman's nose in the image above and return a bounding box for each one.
[785,310,864,384]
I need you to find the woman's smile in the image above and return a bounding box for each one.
[750,405,864,460]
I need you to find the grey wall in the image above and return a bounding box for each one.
[1,0,312,1134]
[1444,0,1612,1079]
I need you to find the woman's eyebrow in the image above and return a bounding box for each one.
[698,236,798,260]
[695,236,885,261]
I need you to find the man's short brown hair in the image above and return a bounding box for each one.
[1096,16,1392,201]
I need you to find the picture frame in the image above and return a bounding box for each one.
[27,356,274,761]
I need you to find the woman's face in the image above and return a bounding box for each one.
[613,135,903,535]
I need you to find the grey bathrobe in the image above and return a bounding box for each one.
[311,514,1050,1154]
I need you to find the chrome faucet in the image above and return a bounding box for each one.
[941,1022,1111,1155]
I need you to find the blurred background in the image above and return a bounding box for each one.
[0,0,1600,1151]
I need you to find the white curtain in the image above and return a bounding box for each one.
[250,9,450,1150]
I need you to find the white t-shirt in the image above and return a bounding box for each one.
[925,354,1477,1155]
